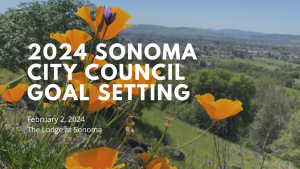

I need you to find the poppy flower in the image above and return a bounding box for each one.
[67,72,88,90]
[75,84,115,113]
[138,152,177,169]
[77,6,131,40]
[0,84,29,103]
[43,102,58,109]
[50,30,92,53]
[80,53,107,71]
[68,72,119,96]
[67,72,116,112]
[195,94,243,121]
[65,147,125,169]
[93,80,127,94]
[67,72,106,92]
[116,65,161,96]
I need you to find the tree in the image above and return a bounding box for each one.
[248,77,299,168]
[165,68,256,140]
[0,0,96,85]
[290,72,299,79]
[284,79,294,88]
[276,112,300,167]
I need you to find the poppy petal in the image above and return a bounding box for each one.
[96,147,119,169]
[77,6,97,33]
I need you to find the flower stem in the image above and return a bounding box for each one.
[85,34,98,68]
[117,134,129,151]
[113,97,139,137]
[129,96,139,116]
[92,111,99,128]
[100,26,108,43]
[157,128,166,147]
[61,107,81,150]
[174,120,216,151]
[13,103,17,136]
[105,102,131,127]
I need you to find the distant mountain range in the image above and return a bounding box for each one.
[201,28,266,36]
[122,24,300,45]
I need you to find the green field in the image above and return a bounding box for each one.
[253,57,300,68]
[234,58,278,70]
[199,56,298,70]
[133,108,294,169]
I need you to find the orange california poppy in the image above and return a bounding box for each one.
[76,6,131,40]
[67,72,103,91]
[138,153,177,169]
[43,102,58,108]
[65,147,125,169]
[116,65,161,96]
[75,84,115,113]
[80,53,107,71]
[67,72,88,90]
[68,72,112,92]
[93,80,127,94]
[195,93,243,121]
[0,84,29,103]
[50,30,92,53]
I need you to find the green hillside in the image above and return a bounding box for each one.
[133,108,294,169]
[122,25,300,45]
[123,24,219,37]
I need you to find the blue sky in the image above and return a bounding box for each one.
[1,0,300,35]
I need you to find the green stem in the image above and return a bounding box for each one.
[77,113,90,133]
[0,88,6,96]
[157,128,167,147]
[92,111,99,128]
[105,102,132,127]
[174,120,216,151]
[13,103,17,136]
[84,111,102,150]
[56,148,66,168]
[100,26,108,43]
[108,129,125,147]
[61,107,81,150]
[129,96,139,116]
[47,144,69,169]
[0,110,2,122]
[117,134,129,151]
[111,97,139,139]
[85,34,98,68]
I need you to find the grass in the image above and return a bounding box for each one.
[132,108,295,169]
[234,58,278,70]
[253,57,300,68]
[199,56,282,70]
[0,69,29,85]
[3,109,35,128]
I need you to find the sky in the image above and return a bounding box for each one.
[1,0,300,35]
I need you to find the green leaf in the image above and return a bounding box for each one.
[19,119,23,127]
[7,74,26,89]
[97,15,105,34]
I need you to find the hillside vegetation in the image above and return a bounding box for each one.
[122,24,300,45]
[133,108,295,169]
